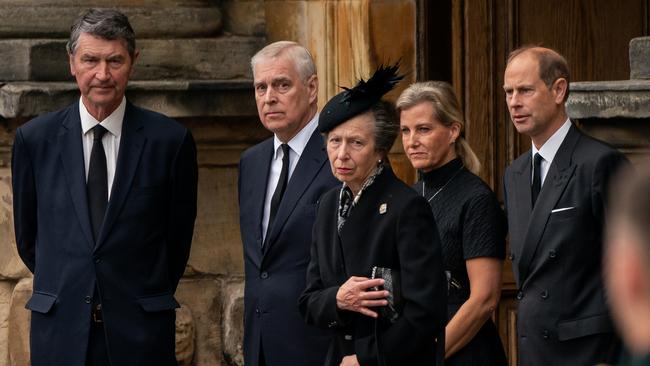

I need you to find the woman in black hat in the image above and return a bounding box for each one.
[298,66,447,366]
[397,81,507,365]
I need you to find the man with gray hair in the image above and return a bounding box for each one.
[12,8,197,366]
[238,41,338,366]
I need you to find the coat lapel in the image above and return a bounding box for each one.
[518,125,579,283]
[263,130,328,254]
[58,103,95,248]
[95,103,146,248]
[245,139,273,266]
[338,167,392,275]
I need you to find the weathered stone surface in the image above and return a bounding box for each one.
[136,37,263,80]
[174,278,222,366]
[630,37,650,80]
[175,305,195,366]
[0,6,222,38]
[221,280,244,366]
[0,80,257,119]
[222,1,265,36]
[187,167,243,276]
[0,0,212,6]
[567,80,650,119]
[0,168,29,280]
[182,118,269,146]
[0,36,263,81]
[0,281,15,366]
[579,118,650,152]
[7,278,31,366]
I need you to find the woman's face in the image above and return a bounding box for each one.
[326,111,382,194]
[400,102,459,172]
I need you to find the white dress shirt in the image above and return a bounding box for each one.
[531,118,572,186]
[262,114,319,240]
[80,97,125,199]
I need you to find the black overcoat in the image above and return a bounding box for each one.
[299,167,447,366]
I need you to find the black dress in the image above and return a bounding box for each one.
[417,158,508,365]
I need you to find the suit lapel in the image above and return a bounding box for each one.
[263,130,328,254]
[58,103,95,248]
[245,139,273,266]
[95,102,146,248]
[518,125,579,283]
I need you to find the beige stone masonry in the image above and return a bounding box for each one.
[0,6,222,38]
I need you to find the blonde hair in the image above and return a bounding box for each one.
[396,81,481,175]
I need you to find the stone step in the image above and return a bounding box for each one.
[630,37,650,80]
[0,36,264,81]
[0,6,222,38]
[0,80,258,119]
[567,80,650,119]
[0,0,213,6]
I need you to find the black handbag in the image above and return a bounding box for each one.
[370,266,402,323]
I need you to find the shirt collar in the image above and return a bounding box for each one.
[79,96,126,137]
[532,118,571,163]
[272,114,319,159]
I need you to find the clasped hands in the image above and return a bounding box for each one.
[336,276,389,318]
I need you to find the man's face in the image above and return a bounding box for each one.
[69,32,137,119]
[253,55,318,142]
[503,53,565,144]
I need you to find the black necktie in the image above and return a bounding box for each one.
[87,125,108,242]
[532,153,543,206]
[267,144,290,239]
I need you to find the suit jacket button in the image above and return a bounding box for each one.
[549,250,557,259]
[516,291,524,300]
[540,290,549,299]
[255,308,261,317]
[542,329,549,339]
[84,295,92,304]
[508,253,515,261]
[260,271,269,279]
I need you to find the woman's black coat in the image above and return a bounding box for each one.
[299,168,447,366]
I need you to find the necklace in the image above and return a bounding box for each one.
[422,165,464,203]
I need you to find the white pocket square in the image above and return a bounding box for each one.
[551,207,574,213]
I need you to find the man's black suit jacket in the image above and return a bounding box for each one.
[238,129,339,366]
[12,101,198,366]
[504,124,627,365]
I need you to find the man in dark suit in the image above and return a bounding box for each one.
[503,46,628,365]
[238,41,339,366]
[11,9,197,366]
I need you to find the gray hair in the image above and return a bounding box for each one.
[369,100,399,158]
[251,41,316,81]
[67,8,136,58]
[396,81,482,175]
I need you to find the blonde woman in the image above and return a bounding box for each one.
[397,81,507,365]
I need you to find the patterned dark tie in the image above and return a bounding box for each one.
[267,144,290,241]
[532,153,543,206]
[87,124,108,242]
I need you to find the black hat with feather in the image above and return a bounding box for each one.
[318,63,404,133]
